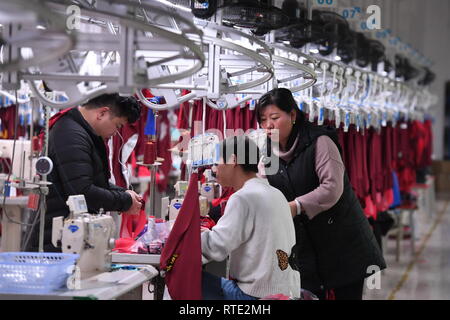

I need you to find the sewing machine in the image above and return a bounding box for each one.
[52,195,116,279]
[161,180,210,220]
[200,169,221,203]
[0,139,36,180]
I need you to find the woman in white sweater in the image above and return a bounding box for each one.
[201,135,300,300]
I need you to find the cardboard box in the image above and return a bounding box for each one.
[432,161,450,174]
[435,173,450,194]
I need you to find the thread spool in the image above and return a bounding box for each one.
[144,141,156,165]
[32,136,40,153]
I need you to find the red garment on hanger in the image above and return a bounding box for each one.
[176,90,191,130]
[0,105,19,139]
[381,125,394,191]
[364,195,377,219]
[155,110,173,192]
[360,130,370,199]
[160,172,202,300]
[337,128,348,171]
[110,91,149,239]
[37,107,74,148]
[422,119,433,167]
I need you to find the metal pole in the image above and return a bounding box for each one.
[149,165,157,218]
[148,110,158,218]
[29,100,34,180]
[38,104,50,252]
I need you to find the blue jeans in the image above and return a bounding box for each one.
[202,271,258,300]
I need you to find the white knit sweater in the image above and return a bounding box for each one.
[201,178,301,299]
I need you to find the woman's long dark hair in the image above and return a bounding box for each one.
[256,88,306,151]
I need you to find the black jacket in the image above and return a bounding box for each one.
[266,121,386,290]
[28,108,131,251]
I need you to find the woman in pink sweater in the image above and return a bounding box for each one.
[256,88,385,300]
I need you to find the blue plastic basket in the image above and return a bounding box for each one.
[0,252,79,294]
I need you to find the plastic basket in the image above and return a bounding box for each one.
[0,252,79,294]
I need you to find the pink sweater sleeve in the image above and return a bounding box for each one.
[297,135,345,220]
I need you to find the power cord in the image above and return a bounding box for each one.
[21,193,43,251]
[116,130,134,192]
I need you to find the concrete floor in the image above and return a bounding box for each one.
[363,197,450,300]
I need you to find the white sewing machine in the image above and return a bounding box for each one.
[161,181,210,220]
[200,169,221,203]
[0,139,36,180]
[52,195,116,279]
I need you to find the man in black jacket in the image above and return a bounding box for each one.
[27,94,143,252]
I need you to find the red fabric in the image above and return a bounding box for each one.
[200,216,216,230]
[409,120,433,169]
[176,90,191,130]
[108,95,149,239]
[392,124,399,171]
[0,105,23,139]
[155,110,173,192]
[367,129,383,203]
[113,237,136,253]
[396,122,417,193]
[37,107,74,149]
[160,172,202,300]
[364,195,377,219]
[422,120,433,167]
[211,187,234,208]
[120,192,148,239]
[225,109,235,132]
[381,125,394,191]
[360,130,370,199]
[325,289,336,300]
[205,108,224,136]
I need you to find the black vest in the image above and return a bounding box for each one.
[266,122,386,289]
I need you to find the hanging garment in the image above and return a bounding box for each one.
[160,172,202,300]
[0,105,17,139]
[176,90,191,130]
[37,107,74,151]
[422,119,433,167]
[155,110,173,192]
[336,128,348,171]
[360,129,370,199]
[105,91,149,239]
[381,125,394,192]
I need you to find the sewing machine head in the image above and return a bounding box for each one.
[52,195,116,278]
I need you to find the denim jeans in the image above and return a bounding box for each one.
[202,271,258,300]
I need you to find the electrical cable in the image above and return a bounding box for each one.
[116,130,134,192]
[21,194,43,251]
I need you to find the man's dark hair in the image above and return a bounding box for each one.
[82,93,141,123]
[219,135,259,173]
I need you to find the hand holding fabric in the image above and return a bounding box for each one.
[123,190,142,215]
